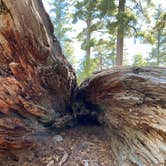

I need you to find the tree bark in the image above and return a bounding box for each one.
[157,29,161,66]
[85,15,92,75]
[0,0,76,151]
[1,0,166,165]
[76,66,166,166]
[116,0,126,66]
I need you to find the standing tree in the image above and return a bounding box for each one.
[73,0,99,82]
[147,5,166,66]
[0,1,166,165]
[48,0,74,63]
[94,38,116,70]
[99,0,153,66]
[74,0,117,83]
[116,0,126,66]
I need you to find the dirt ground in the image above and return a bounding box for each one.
[0,125,115,166]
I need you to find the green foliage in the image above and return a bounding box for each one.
[96,0,154,66]
[93,38,116,68]
[73,0,101,80]
[147,5,166,66]
[48,0,165,80]
[133,54,147,66]
[72,0,158,79]
[77,57,99,84]
[155,12,166,30]
[97,0,116,16]
[63,42,76,65]
[137,32,156,44]
[73,0,98,23]
[48,0,74,63]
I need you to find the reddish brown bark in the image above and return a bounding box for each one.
[0,1,166,165]
[0,0,76,151]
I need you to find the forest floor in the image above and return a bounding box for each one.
[0,125,114,166]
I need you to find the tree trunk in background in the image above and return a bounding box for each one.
[75,66,166,165]
[116,0,126,66]
[99,52,103,70]
[85,15,92,75]
[0,0,76,151]
[1,0,166,165]
[157,30,161,66]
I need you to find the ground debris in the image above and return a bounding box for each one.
[47,160,54,166]
[0,125,113,166]
[53,135,63,143]
[58,151,68,166]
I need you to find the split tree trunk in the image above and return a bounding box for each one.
[0,0,76,151]
[76,66,166,166]
[1,0,166,165]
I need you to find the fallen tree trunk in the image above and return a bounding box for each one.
[0,0,76,151]
[1,0,166,165]
[76,67,166,166]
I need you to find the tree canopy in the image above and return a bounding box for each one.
[46,0,166,84]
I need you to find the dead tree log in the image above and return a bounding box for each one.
[0,0,166,165]
[76,67,166,166]
[0,0,76,151]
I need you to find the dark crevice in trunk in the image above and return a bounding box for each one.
[72,88,104,127]
[75,114,101,126]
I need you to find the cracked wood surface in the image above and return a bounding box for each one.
[78,66,166,166]
[0,0,76,151]
[0,0,166,165]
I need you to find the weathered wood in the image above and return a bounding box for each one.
[0,0,76,151]
[76,67,166,166]
[1,1,166,165]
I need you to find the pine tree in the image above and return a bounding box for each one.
[73,0,100,81]
[133,54,147,66]
[48,0,74,63]
[147,5,166,66]
[94,38,116,70]
[116,0,126,66]
[99,0,153,66]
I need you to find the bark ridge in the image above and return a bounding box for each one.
[76,67,166,165]
[0,0,76,151]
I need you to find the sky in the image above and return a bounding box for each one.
[43,0,166,68]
